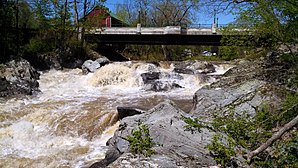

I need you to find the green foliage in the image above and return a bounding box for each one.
[126,122,157,157]
[181,115,208,133]
[206,133,236,166]
[185,56,224,61]
[254,132,298,168]
[219,46,239,61]
[276,132,298,167]
[24,37,53,55]
[234,0,298,47]
[184,96,297,167]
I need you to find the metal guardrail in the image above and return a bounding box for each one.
[108,23,234,28]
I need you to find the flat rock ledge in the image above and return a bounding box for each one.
[90,100,217,168]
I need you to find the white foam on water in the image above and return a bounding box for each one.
[0,61,232,167]
[209,64,234,75]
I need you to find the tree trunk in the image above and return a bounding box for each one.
[247,114,298,162]
[80,0,87,48]
[161,45,172,61]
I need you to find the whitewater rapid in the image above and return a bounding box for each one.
[0,61,231,167]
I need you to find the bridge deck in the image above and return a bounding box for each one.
[90,26,219,35]
[85,26,242,45]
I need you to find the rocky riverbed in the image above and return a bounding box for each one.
[0,46,296,168]
[90,49,297,168]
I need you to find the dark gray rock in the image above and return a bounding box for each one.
[24,52,63,71]
[141,72,161,84]
[173,61,216,74]
[187,61,216,74]
[173,68,194,74]
[141,72,183,91]
[144,81,182,91]
[95,57,110,66]
[0,58,40,97]
[117,107,146,120]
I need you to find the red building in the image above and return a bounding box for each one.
[86,6,128,27]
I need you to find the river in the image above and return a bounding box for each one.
[0,61,230,168]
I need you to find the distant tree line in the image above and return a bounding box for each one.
[0,0,296,63]
[0,0,106,63]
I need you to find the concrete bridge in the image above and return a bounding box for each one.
[85,24,236,46]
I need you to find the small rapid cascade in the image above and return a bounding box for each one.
[0,61,232,168]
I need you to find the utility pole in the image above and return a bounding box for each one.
[16,0,19,56]
[138,9,141,24]
[213,9,216,24]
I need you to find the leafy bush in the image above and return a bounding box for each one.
[206,133,237,167]
[183,95,297,167]
[219,46,239,61]
[24,37,53,55]
[181,115,209,133]
[126,122,157,157]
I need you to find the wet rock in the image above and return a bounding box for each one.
[93,100,216,168]
[82,60,101,74]
[117,107,146,119]
[144,81,182,91]
[95,57,110,66]
[173,68,194,74]
[24,52,62,70]
[90,147,121,168]
[0,58,40,97]
[187,61,216,74]
[174,61,216,74]
[82,56,110,74]
[141,72,160,84]
[141,72,183,91]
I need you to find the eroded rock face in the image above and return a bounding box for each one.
[191,80,272,116]
[191,56,284,117]
[90,100,216,168]
[0,58,40,97]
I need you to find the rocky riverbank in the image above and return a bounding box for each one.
[90,48,297,168]
[0,58,40,97]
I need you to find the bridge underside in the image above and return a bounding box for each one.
[85,34,223,46]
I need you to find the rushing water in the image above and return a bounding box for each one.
[0,61,231,168]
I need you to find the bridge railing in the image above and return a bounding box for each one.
[107,23,232,28]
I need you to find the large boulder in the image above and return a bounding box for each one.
[24,52,62,71]
[141,72,183,91]
[90,100,217,168]
[82,57,110,74]
[174,61,216,74]
[82,60,101,74]
[0,58,40,97]
[191,57,284,117]
[191,79,277,117]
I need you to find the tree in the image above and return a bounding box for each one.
[206,0,298,48]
